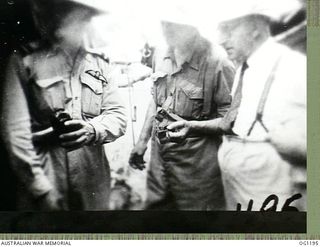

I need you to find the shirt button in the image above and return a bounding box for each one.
[75,96,79,100]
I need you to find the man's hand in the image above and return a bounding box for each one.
[167,120,192,143]
[129,142,147,170]
[59,120,96,151]
[37,190,63,211]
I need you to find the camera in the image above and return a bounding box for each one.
[156,126,171,144]
[155,109,173,144]
[155,108,185,144]
[50,111,73,135]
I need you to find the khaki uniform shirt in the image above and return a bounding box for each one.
[2,45,127,210]
[147,37,235,210]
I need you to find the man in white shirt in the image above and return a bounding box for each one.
[214,4,306,211]
[169,0,306,211]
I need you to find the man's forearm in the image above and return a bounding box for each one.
[2,55,53,198]
[137,100,156,144]
[138,121,153,144]
[189,118,224,135]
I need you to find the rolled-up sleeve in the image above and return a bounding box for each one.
[1,55,52,197]
[89,59,127,144]
[214,59,235,117]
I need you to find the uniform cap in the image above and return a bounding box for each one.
[197,0,304,43]
[208,0,304,24]
[151,0,205,27]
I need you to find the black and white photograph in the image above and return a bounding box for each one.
[0,0,306,233]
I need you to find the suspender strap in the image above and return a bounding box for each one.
[247,57,281,136]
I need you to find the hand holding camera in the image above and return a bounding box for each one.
[166,121,192,143]
[51,111,96,151]
[155,109,190,144]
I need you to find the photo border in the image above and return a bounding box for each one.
[0,0,318,240]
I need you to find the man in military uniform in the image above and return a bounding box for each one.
[129,15,235,210]
[1,0,127,210]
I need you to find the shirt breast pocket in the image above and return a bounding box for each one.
[33,77,66,111]
[80,73,103,117]
[175,85,204,119]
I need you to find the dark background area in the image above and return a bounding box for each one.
[0,211,307,233]
[0,0,306,233]
[0,0,37,211]
[1,0,43,211]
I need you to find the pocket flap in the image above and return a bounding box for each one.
[180,85,203,99]
[80,73,103,94]
[35,76,64,88]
